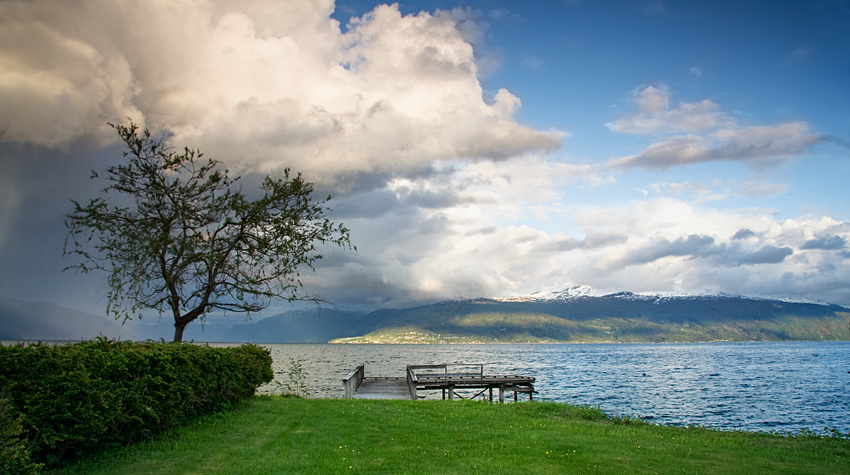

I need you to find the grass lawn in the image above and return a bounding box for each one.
[55,397,849,474]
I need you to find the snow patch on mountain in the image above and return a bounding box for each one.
[496,285,843,308]
[498,285,595,302]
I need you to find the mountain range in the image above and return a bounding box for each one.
[2,289,848,343]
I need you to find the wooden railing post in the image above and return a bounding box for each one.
[406,366,418,400]
[343,365,365,399]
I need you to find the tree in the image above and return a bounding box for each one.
[65,121,353,342]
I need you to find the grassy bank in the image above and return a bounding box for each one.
[56,397,848,474]
[330,314,850,344]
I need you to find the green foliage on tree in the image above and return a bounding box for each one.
[65,121,353,341]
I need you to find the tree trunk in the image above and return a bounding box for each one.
[173,307,202,342]
[173,321,186,342]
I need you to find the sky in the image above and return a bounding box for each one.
[1,0,849,321]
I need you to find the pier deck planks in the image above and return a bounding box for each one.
[352,377,411,400]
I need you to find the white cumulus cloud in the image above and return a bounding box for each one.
[605,86,819,170]
[0,0,562,181]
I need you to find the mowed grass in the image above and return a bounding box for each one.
[55,397,849,475]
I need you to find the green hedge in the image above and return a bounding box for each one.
[0,339,273,467]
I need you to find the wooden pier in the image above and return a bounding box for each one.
[343,364,535,402]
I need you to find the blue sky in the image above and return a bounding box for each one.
[1,0,848,320]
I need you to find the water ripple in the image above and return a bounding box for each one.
[253,341,850,434]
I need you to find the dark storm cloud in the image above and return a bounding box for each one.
[464,226,498,237]
[403,188,476,209]
[739,245,794,265]
[613,234,717,268]
[818,134,850,150]
[533,237,584,253]
[582,232,629,248]
[532,232,628,254]
[801,235,846,251]
[328,188,404,219]
[731,228,757,240]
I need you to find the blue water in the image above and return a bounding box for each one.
[256,341,850,434]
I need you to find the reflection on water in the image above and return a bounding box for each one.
[252,342,850,434]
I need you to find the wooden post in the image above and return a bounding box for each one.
[448,385,455,400]
[498,384,505,403]
[343,365,365,399]
[489,387,493,402]
[406,366,418,400]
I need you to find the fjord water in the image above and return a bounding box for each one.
[256,341,850,434]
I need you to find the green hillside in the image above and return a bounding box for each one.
[3,294,848,343]
[331,298,850,343]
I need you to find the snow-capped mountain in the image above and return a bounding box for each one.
[497,285,841,308]
[497,284,595,302]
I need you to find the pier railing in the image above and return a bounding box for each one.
[342,364,365,399]
[406,364,486,400]
[406,366,418,400]
[347,363,534,401]
[407,364,484,380]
